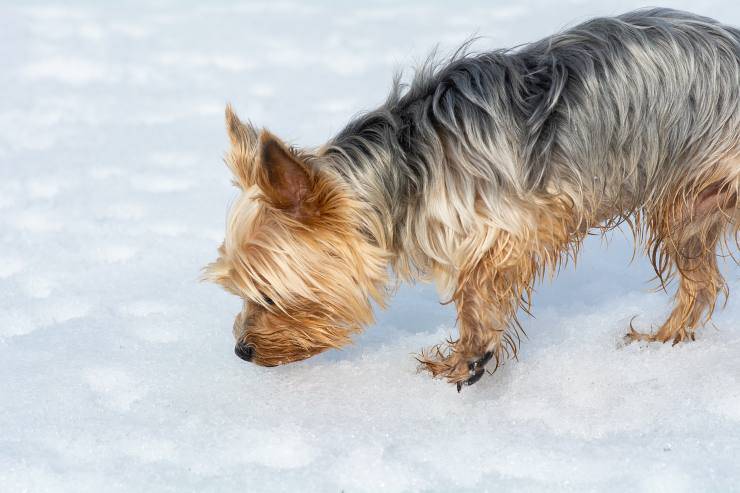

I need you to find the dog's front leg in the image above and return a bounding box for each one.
[418,236,535,390]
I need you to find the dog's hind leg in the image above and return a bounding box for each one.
[628,174,738,344]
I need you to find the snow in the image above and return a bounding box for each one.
[1,1,739,491]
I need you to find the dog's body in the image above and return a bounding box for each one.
[207,8,740,389]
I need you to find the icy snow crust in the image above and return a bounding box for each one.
[1,1,739,492]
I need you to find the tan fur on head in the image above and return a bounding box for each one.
[203,106,389,366]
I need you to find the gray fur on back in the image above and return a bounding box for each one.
[321,8,740,277]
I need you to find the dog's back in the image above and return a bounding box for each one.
[518,8,740,209]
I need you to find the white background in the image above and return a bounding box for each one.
[1,1,739,491]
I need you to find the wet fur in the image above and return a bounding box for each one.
[206,8,740,387]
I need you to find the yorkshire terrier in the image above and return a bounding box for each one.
[205,8,739,390]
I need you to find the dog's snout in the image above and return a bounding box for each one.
[234,342,254,362]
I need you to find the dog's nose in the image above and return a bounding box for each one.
[234,343,254,362]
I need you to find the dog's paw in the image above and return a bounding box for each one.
[623,316,656,345]
[417,346,497,391]
[456,351,493,392]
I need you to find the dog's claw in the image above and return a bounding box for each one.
[473,351,494,370]
[457,351,494,392]
[466,368,486,385]
[456,368,486,392]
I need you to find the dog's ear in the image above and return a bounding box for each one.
[255,131,312,215]
[225,104,258,148]
[224,104,259,188]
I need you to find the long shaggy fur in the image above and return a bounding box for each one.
[206,8,740,388]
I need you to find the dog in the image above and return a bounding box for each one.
[205,8,740,390]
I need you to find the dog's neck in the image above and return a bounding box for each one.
[320,106,422,272]
[321,100,433,279]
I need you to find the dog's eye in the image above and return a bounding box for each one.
[261,293,274,305]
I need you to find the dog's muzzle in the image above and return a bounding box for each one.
[234,342,254,362]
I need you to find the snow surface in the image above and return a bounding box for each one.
[1,1,739,492]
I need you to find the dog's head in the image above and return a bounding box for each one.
[203,106,389,366]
